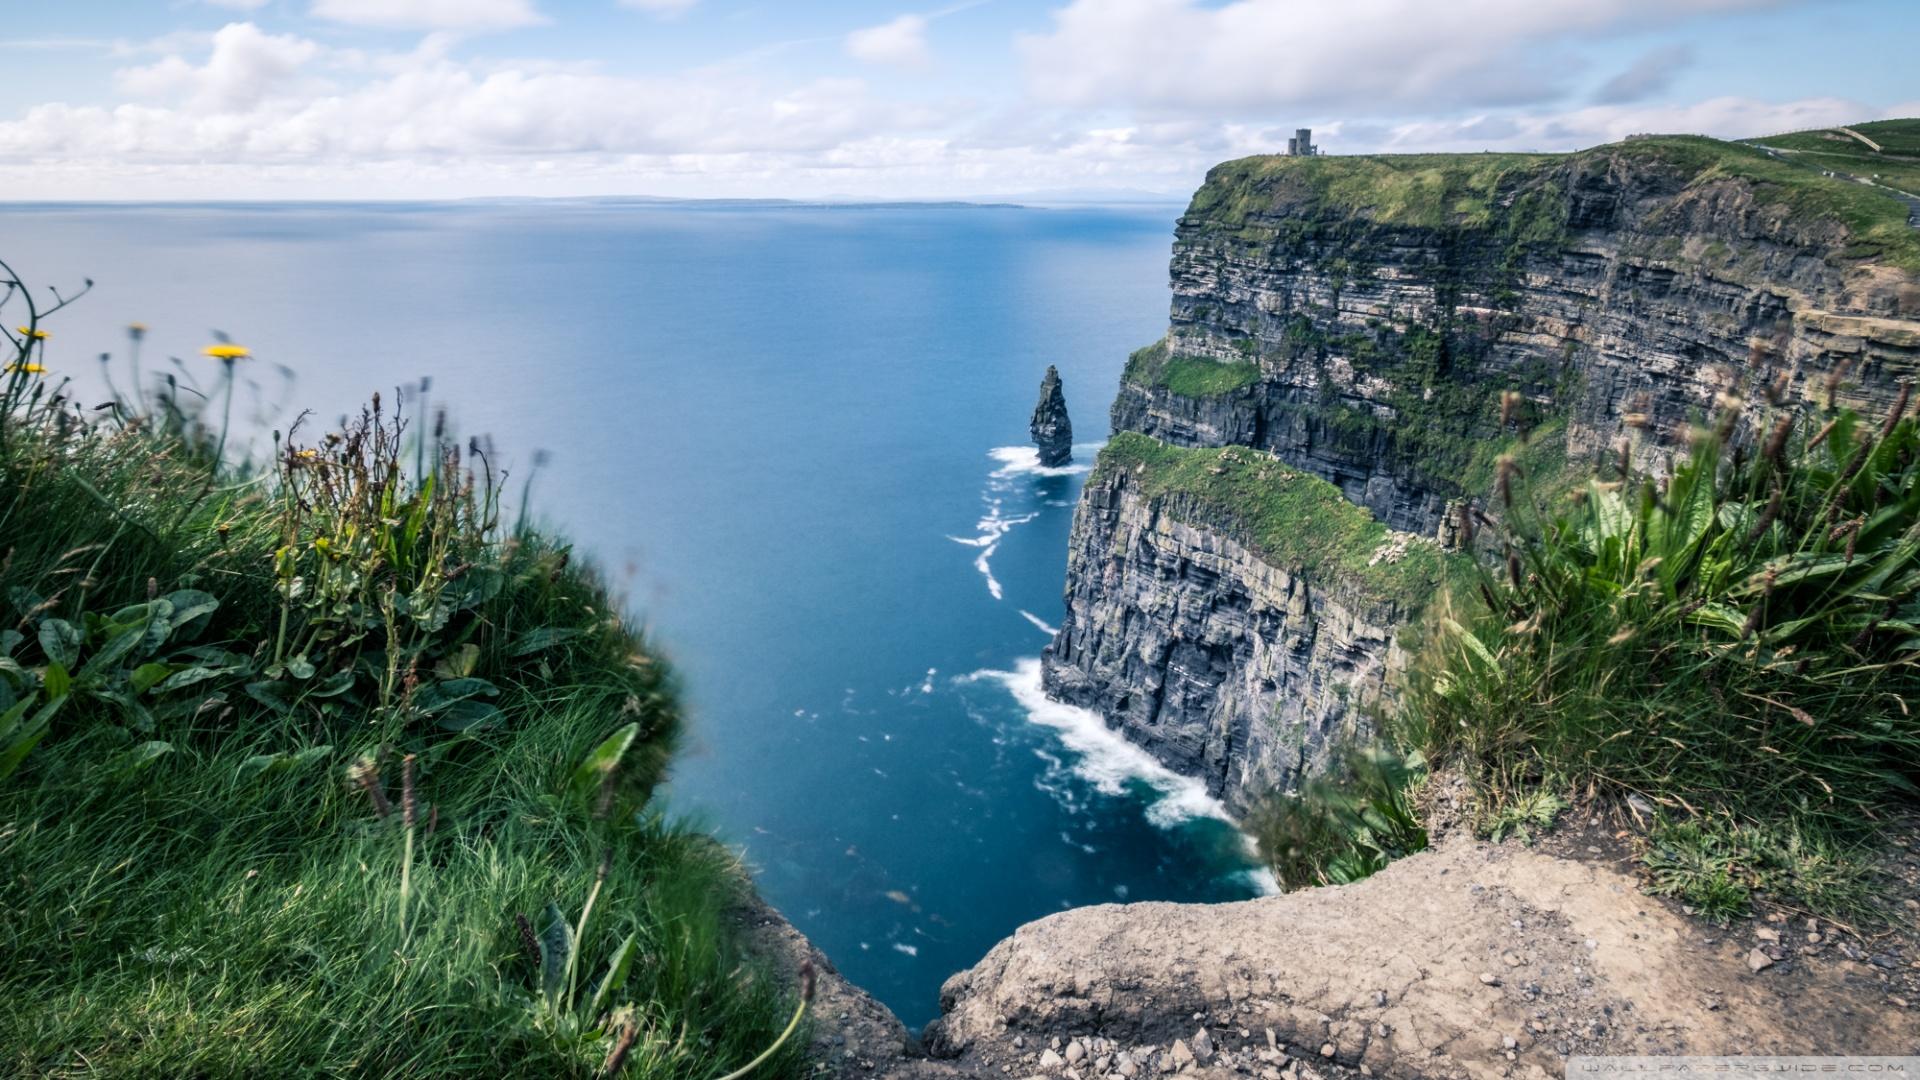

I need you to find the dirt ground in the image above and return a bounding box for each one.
[745,806,1919,1079]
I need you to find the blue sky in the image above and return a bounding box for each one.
[0,0,1914,199]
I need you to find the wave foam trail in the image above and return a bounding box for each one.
[947,496,1036,601]
[970,658,1235,828]
[1018,610,1059,636]
[987,442,1102,479]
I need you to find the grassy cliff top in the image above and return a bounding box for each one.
[1094,431,1462,612]
[1187,121,1920,271]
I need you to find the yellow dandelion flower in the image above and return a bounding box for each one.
[6,362,47,375]
[202,343,252,360]
[14,326,48,341]
[128,322,149,338]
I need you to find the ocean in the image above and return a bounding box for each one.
[0,199,1269,1025]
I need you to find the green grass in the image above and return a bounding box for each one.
[1615,134,1920,270]
[1743,118,1920,202]
[0,267,808,1075]
[1189,151,1561,231]
[1123,339,1262,397]
[1161,354,1261,397]
[1397,399,1920,920]
[1094,431,1462,612]
[1185,119,1920,272]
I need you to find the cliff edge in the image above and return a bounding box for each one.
[1044,127,1920,811]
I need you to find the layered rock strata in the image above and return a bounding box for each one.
[1046,137,1920,807]
[1031,364,1074,467]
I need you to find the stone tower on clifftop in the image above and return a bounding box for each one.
[1030,366,1072,468]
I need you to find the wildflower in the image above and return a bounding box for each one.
[128,323,148,340]
[349,754,393,819]
[5,362,47,375]
[14,326,47,340]
[201,343,251,360]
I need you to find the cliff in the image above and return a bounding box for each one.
[1045,130,1920,811]
[1031,365,1074,467]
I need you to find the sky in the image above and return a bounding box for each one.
[0,0,1914,200]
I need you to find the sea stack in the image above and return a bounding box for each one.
[1030,365,1073,468]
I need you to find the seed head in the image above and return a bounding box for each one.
[401,753,418,830]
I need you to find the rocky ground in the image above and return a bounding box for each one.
[753,823,1918,1079]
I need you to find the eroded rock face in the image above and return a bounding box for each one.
[1051,142,1920,801]
[1041,464,1407,813]
[1030,365,1074,468]
[924,837,1916,1079]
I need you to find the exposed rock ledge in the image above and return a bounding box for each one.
[761,836,1915,1078]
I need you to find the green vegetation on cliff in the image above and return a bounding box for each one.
[1124,339,1261,397]
[1094,431,1460,611]
[1187,120,1920,271]
[1743,118,1920,209]
[0,267,806,1076]
[1404,398,1920,919]
[1264,397,1920,919]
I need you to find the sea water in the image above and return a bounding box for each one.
[0,199,1269,1024]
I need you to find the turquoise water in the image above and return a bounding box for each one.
[0,201,1269,1024]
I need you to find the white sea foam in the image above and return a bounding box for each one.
[950,444,1103,600]
[1242,866,1282,896]
[1018,609,1059,636]
[946,496,1037,601]
[987,442,1103,479]
[891,942,919,957]
[968,658,1235,828]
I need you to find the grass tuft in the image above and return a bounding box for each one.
[0,261,807,1076]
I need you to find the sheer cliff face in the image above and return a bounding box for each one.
[1046,138,1920,811]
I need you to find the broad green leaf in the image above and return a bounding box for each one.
[0,694,63,780]
[130,663,175,694]
[0,629,22,658]
[452,567,505,610]
[570,722,638,803]
[42,662,72,699]
[7,587,45,620]
[292,745,333,767]
[538,901,574,1001]
[82,621,148,679]
[509,626,581,657]
[159,665,235,693]
[435,700,501,732]
[588,932,641,1018]
[38,619,82,668]
[433,643,480,680]
[310,669,357,698]
[245,680,294,713]
[109,740,173,777]
[410,677,499,715]
[164,590,220,641]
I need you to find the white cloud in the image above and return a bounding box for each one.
[1019,0,1800,113]
[846,14,932,68]
[4,30,945,167]
[310,0,545,31]
[116,23,322,113]
[1361,95,1888,154]
[619,0,700,15]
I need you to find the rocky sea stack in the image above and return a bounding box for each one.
[1029,365,1073,467]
